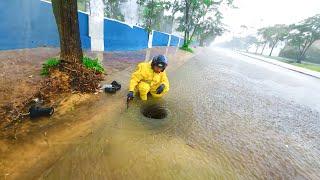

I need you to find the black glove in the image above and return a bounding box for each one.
[127,91,134,100]
[156,84,165,94]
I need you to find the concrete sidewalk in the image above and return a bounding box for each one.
[239,52,320,79]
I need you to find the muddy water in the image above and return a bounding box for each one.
[40,99,237,179]
[38,51,238,180]
[37,48,320,179]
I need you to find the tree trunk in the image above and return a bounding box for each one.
[183,0,190,46]
[255,45,259,54]
[296,54,302,63]
[299,40,315,63]
[170,16,175,34]
[189,25,198,43]
[170,11,176,34]
[148,18,152,36]
[297,48,307,63]
[269,42,277,56]
[145,0,153,38]
[260,43,266,55]
[52,0,83,63]
[199,36,204,47]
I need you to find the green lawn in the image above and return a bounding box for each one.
[291,63,320,72]
[259,54,320,72]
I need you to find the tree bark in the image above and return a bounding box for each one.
[296,40,313,63]
[300,40,315,61]
[189,25,198,42]
[260,43,267,55]
[149,0,154,33]
[183,0,190,46]
[297,49,306,63]
[52,0,83,63]
[296,54,302,63]
[269,41,278,56]
[170,15,175,34]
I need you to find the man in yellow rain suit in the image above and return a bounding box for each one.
[127,55,169,101]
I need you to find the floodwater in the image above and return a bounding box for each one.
[37,48,320,179]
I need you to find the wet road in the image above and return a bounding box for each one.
[174,48,320,179]
[39,48,320,179]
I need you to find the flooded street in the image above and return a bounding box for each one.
[22,48,320,179]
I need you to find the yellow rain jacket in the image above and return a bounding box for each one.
[129,62,169,100]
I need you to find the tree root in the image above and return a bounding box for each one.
[0,60,104,139]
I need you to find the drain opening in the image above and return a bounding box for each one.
[141,104,168,119]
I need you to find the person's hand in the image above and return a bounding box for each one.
[156,84,165,94]
[127,91,134,100]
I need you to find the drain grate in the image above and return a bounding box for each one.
[141,104,168,119]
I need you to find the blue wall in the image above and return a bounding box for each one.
[152,31,169,47]
[170,36,179,46]
[0,0,59,50]
[0,0,182,51]
[104,19,148,51]
[0,0,90,50]
[78,12,91,49]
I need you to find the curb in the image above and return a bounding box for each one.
[238,52,320,79]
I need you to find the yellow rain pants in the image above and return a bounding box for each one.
[129,62,169,100]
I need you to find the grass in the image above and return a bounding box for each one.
[82,56,105,73]
[41,56,105,76]
[41,57,60,76]
[267,56,320,72]
[261,55,294,63]
[252,53,320,72]
[291,63,320,72]
[180,45,194,53]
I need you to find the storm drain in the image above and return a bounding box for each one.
[141,104,168,119]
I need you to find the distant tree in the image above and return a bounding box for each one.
[159,15,175,33]
[137,0,167,36]
[240,25,248,29]
[52,0,83,63]
[103,0,125,21]
[254,41,263,54]
[242,35,258,52]
[258,24,289,56]
[196,15,226,46]
[218,35,260,51]
[178,0,233,48]
[240,24,249,35]
[286,14,320,63]
[218,37,246,50]
[251,34,266,54]
[165,0,181,33]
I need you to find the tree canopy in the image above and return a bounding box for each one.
[253,14,320,62]
[257,24,289,56]
[286,14,320,62]
[137,0,168,34]
[175,0,233,47]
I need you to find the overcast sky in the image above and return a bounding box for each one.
[214,0,320,43]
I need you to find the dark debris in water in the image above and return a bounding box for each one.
[141,104,168,119]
